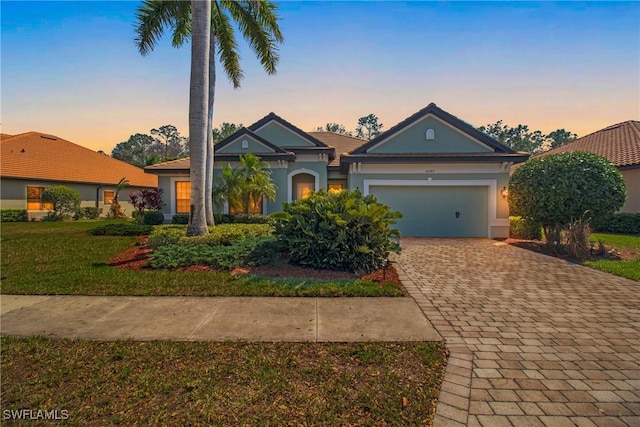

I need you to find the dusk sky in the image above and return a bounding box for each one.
[2,1,639,154]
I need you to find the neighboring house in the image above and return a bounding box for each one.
[1,132,158,219]
[146,103,528,237]
[528,121,640,213]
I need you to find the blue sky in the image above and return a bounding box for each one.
[2,1,639,153]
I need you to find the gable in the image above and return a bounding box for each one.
[253,121,317,148]
[366,115,494,154]
[216,134,277,154]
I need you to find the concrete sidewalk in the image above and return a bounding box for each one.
[0,295,441,342]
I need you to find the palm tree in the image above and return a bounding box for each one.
[135,0,284,228]
[184,0,210,235]
[212,163,243,213]
[237,153,277,215]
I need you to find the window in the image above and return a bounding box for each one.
[103,190,115,205]
[229,196,263,215]
[26,186,53,211]
[328,183,345,193]
[175,181,191,214]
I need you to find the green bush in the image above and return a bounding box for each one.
[590,212,640,234]
[509,216,542,240]
[180,224,273,246]
[149,236,277,269]
[274,190,402,273]
[88,223,152,236]
[74,207,102,220]
[148,225,187,249]
[143,210,165,225]
[41,185,82,221]
[1,209,28,222]
[171,214,189,224]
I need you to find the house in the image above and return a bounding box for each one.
[531,121,640,213]
[145,103,528,237]
[1,132,158,219]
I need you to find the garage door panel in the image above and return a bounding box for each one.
[371,185,488,237]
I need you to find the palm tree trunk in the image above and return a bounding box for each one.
[187,0,211,236]
[204,30,216,226]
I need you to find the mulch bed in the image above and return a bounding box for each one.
[504,238,636,263]
[108,237,403,287]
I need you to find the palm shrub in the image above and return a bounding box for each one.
[274,190,402,273]
[41,185,81,220]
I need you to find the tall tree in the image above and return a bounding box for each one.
[150,124,188,160]
[213,122,243,142]
[314,122,353,136]
[186,0,211,236]
[547,128,577,149]
[355,114,383,140]
[135,0,284,226]
[111,133,155,167]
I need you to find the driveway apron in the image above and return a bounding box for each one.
[395,238,640,427]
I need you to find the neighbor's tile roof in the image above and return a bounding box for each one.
[308,132,367,166]
[1,133,14,140]
[1,131,157,187]
[539,120,640,167]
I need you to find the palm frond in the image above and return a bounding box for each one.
[212,2,243,88]
[134,0,184,55]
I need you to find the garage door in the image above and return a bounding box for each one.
[370,185,488,237]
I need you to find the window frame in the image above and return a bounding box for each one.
[26,186,53,211]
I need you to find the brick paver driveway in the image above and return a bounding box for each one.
[394,238,639,427]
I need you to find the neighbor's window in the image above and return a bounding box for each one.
[175,181,191,214]
[229,196,263,215]
[26,186,53,210]
[103,190,115,205]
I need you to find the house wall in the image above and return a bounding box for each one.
[216,135,276,153]
[0,178,146,219]
[366,116,494,154]
[621,168,640,213]
[253,122,315,147]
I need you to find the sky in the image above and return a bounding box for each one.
[2,1,639,153]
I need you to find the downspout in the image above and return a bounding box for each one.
[96,185,103,208]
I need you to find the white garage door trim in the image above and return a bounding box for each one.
[363,179,508,237]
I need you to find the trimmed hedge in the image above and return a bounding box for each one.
[74,207,102,220]
[88,223,152,236]
[1,209,28,222]
[143,210,165,225]
[149,223,273,249]
[509,216,542,240]
[171,213,273,225]
[590,212,640,234]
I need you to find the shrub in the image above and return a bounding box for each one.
[149,236,277,269]
[180,224,273,246]
[129,188,164,223]
[143,210,165,225]
[88,223,152,236]
[1,209,28,222]
[510,152,626,248]
[274,190,402,273]
[509,216,542,240]
[41,185,82,220]
[74,207,102,220]
[215,214,275,224]
[590,212,640,234]
[172,214,189,224]
[148,225,186,249]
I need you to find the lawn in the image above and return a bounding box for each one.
[585,233,640,281]
[0,221,403,296]
[1,337,447,425]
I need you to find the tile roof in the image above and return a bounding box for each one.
[307,132,367,166]
[1,131,157,187]
[1,133,15,140]
[144,157,191,171]
[537,120,640,167]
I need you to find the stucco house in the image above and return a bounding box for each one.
[1,132,158,219]
[145,103,528,237]
[532,121,640,213]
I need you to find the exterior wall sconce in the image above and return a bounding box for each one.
[500,187,509,199]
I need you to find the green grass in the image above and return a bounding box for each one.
[0,221,402,296]
[586,233,640,281]
[1,337,447,425]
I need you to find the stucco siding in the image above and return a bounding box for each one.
[254,122,315,147]
[366,116,494,154]
[216,135,276,153]
[621,168,640,213]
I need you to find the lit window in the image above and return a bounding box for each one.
[26,186,53,211]
[175,181,191,214]
[328,183,344,193]
[104,190,115,205]
[229,196,263,215]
